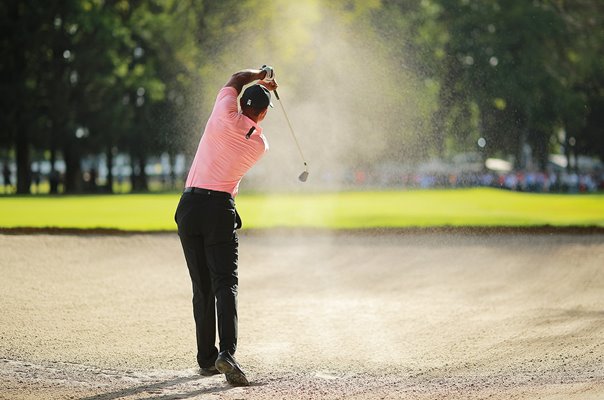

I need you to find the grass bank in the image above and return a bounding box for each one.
[0,188,602,231]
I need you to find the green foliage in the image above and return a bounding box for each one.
[0,0,201,193]
[1,0,602,195]
[373,0,603,166]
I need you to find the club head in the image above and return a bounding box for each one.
[298,170,309,182]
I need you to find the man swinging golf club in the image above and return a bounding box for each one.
[175,66,277,386]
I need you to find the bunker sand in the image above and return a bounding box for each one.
[1,232,603,399]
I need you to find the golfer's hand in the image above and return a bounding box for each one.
[259,79,278,91]
[261,65,274,81]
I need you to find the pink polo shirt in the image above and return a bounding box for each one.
[185,86,269,197]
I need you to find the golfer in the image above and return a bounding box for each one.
[175,66,276,386]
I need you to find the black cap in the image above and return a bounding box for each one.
[241,84,273,110]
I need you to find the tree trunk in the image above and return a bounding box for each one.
[171,152,180,189]
[130,156,138,191]
[63,141,82,193]
[138,156,148,191]
[105,148,114,193]
[516,124,529,170]
[130,154,148,192]
[15,124,30,194]
[529,128,549,171]
[49,140,58,194]
[12,1,30,195]
[432,108,446,159]
[564,135,573,173]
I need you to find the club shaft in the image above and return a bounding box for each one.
[274,89,307,169]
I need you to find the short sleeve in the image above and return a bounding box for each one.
[211,86,239,120]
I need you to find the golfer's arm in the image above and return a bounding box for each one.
[225,69,267,94]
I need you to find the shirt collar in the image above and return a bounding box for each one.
[241,113,263,136]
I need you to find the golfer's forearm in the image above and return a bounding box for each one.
[225,69,266,94]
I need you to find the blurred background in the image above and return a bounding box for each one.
[1,0,603,195]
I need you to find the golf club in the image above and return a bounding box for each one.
[273,89,309,182]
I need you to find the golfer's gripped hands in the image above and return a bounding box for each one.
[259,64,277,91]
[261,65,274,80]
[260,79,278,91]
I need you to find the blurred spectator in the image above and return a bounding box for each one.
[49,169,60,194]
[356,168,602,193]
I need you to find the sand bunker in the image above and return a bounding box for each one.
[1,232,603,399]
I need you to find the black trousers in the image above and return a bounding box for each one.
[175,190,241,368]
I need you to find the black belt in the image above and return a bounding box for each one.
[183,187,232,198]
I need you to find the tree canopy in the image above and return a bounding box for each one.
[1,0,602,193]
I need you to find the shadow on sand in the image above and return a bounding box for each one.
[79,374,265,400]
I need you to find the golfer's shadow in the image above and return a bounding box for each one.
[79,374,266,400]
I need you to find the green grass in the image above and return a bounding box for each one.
[0,188,602,231]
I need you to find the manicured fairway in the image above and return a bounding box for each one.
[0,188,602,231]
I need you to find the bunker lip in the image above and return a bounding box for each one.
[1,225,604,236]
